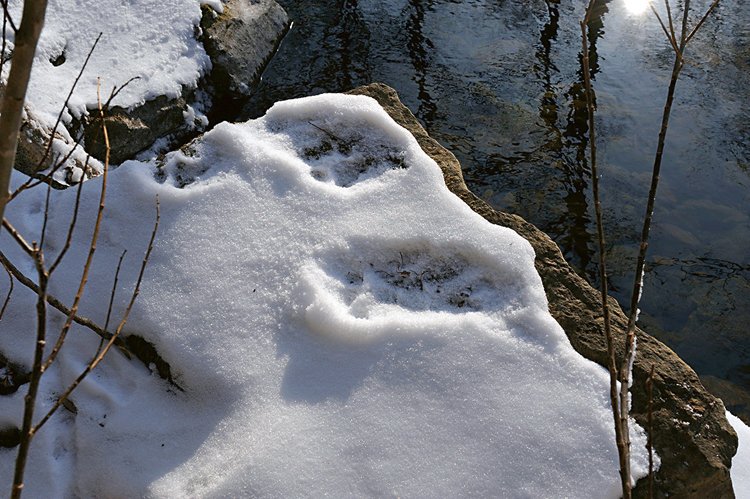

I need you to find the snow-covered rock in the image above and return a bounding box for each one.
[347,83,739,497]
[2,0,289,179]
[0,90,654,497]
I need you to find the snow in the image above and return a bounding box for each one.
[4,0,210,126]
[0,93,658,496]
[728,412,750,498]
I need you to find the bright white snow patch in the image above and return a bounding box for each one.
[728,411,750,497]
[4,0,209,125]
[0,94,651,497]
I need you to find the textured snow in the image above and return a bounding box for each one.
[0,94,654,497]
[4,0,209,127]
[728,412,750,498]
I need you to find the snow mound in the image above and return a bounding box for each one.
[0,93,652,497]
[4,0,210,127]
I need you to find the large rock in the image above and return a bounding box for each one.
[200,0,290,97]
[348,83,738,498]
[80,93,194,166]
[20,0,290,173]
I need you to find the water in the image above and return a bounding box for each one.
[238,0,750,421]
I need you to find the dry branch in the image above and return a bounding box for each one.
[0,250,128,351]
[41,79,111,372]
[0,0,48,224]
[580,2,630,495]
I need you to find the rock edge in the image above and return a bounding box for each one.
[348,82,738,499]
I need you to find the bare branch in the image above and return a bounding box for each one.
[0,253,13,320]
[0,0,48,226]
[0,251,129,352]
[650,4,681,57]
[1,0,18,33]
[103,250,126,334]
[2,218,34,256]
[38,181,51,249]
[1,1,11,71]
[10,33,102,199]
[685,0,721,45]
[34,34,102,173]
[11,243,48,499]
[664,0,677,43]
[581,2,631,496]
[33,197,158,435]
[41,78,110,372]
[48,178,84,275]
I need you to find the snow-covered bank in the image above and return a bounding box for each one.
[0,93,653,496]
[6,0,209,124]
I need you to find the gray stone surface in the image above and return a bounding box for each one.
[348,82,738,499]
[82,94,190,166]
[15,0,290,174]
[201,0,290,96]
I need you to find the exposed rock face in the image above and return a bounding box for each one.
[16,0,290,174]
[348,83,739,498]
[80,94,192,166]
[201,0,290,97]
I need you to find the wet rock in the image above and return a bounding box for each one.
[200,0,289,98]
[80,93,194,166]
[349,82,738,499]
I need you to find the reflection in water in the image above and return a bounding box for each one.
[326,0,370,90]
[405,0,438,129]
[240,0,750,423]
[623,0,649,15]
[529,0,610,278]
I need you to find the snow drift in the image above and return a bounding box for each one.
[0,93,652,497]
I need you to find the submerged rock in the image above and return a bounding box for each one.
[348,82,738,498]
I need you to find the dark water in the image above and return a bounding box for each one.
[239,0,750,421]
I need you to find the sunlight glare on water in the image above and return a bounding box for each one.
[623,0,650,14]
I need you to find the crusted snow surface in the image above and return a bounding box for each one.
[4,0,209,127]
[0,94,651,497]
[728,412,750,497]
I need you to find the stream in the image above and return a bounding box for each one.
[239,0,750,422]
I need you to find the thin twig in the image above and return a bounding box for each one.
[0,250,129,352]
[685,0,721,45]
[0,1,16,35]
[34,34,102,176]
[11,69,136,197]
[0,253,12,320]
[1,1,9,71]
[618,2,719,494]
[11,244,48,499]
[39,182,52,250]
[48,178,84,275]
[41,78,110,372]
[97,249,126,353]
[647,365,655,499]
[581,2,631,496]
[664,0,677,43]
[0,0,17,33]
[33,197,159,435]
[2,218,34,256]
[650,5,681,57]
